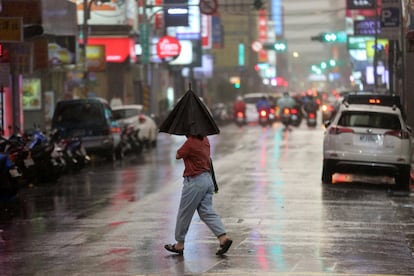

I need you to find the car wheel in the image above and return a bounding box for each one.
[395,166,410,191]
[322,160,333,184]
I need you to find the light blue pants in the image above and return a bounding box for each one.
[175,172,226,242]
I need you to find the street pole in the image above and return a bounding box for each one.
[82,0,95,97]
[374,0,379,91]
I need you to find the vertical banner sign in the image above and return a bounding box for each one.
[257,9,267,63]
[380,0,401,40]
[238,43,245,66]
[140,22,150,64]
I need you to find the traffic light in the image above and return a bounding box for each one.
[311,32,347,43]
[262,41,287,52]
[234,78,240,89]
[322,33,337,42]
[253,0,264,10]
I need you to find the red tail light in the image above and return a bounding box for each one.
[270,108,275,114]
[291,108,298,115]
[283,108,290,115]
[385,130,410,139]
[309,112,315,119]
[260,110,267,117]
[329,126,354,135]
[111,126,121,134]
[237,112,244,118]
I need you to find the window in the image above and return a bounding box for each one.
[338,111,401,130]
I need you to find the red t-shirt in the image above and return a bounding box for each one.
[177,136,210,177]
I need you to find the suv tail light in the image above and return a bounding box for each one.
[329,126,354,135]
[111,126,121,134]
[385,130,410,139]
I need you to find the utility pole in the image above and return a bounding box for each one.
[82,0,92,97]
[374,0,379,91]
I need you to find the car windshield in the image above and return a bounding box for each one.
[53,102,105,125]
[112,109,139,120]
[338,111,401,130]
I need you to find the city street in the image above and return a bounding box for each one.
[0,120,414,276]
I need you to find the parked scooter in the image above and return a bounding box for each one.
[0,153,22,200]
[117,125,143,157]
[51,128,89,173]
[27,129,66,183]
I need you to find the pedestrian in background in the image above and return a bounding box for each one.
[164,135,232,256]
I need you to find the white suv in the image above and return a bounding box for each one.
[322,94,412,190]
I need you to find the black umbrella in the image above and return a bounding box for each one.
[159,87,220,136]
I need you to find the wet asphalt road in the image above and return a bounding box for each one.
[0,119,414,276]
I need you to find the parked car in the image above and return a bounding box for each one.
[51,97,122,161]
[322,93,412,191]
[112,105,158,148]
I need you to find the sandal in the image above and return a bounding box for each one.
[216,239,233,256]
[164,244,184,255]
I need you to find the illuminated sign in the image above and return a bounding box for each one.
[346,0,375,10]
[164,0,189,27]
[87,37,136,63]
[354,19,380,36]
[156,36,181,58]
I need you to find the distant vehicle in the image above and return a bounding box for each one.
[243,93,276,124]
[51,97,122,161]
[112,105,158,148]
[322,94,412,191]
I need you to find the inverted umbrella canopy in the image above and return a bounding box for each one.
[159,88,220,136]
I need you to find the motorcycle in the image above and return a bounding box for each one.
[306,111,317,127]
[280,107,292,131]
[0,152,22,200]
[290,107,301,127]
[1,131,36,186]
[235,111,246,127]
[27,129,66,183]
[258,109,270,127]
[117,125,143,157]
[49,128,89,173]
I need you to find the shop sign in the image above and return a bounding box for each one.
[0,17,22,42]
[86,45,106,72]
[347,35,375,50]
[87,37,135,63]
[346,0,375,10]
[354,19,380,36]
[156,36,181,59]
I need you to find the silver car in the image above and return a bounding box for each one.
[322,94,412,190]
